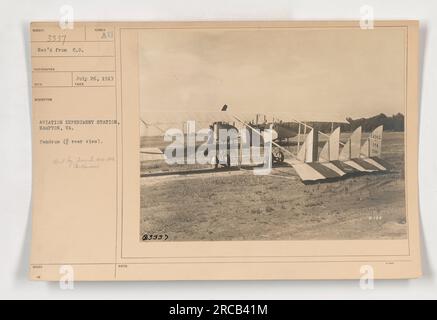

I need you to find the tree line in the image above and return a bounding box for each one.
[303,113,405,133]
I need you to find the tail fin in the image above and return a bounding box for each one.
[339,126,362,160]
[361,125,383,157]
[319,127,340,162]
[297,129,314,163]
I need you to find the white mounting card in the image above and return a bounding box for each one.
[30,21,420,281]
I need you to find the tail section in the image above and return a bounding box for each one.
[292,125,390,183]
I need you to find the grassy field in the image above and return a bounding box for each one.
[140,131,407,241]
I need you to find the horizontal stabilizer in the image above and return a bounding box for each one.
[292,163,327,181]
[140,147,166,161]
[292,157,390,182]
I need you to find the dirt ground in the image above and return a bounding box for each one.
[140,132,407,241]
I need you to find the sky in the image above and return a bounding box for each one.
[139,26,406,130]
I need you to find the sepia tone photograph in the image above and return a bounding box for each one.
[138,27,407,242]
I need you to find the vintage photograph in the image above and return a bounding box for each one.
[138,27,407,242]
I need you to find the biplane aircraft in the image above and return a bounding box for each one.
[139,105,391,183]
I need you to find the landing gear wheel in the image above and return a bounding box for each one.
[272,148,285,163]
